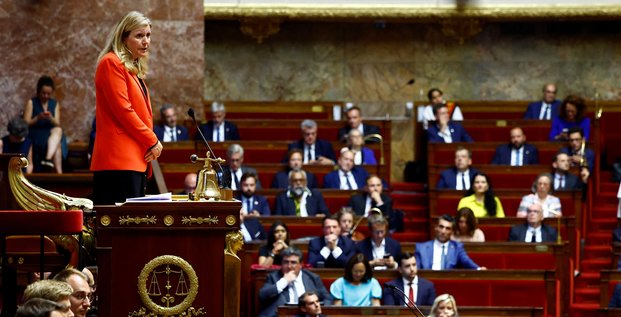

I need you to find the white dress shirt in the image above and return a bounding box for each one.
[319,238,343,260]
[455,170,471,190]
[339,170,358,190]
[240,222,253,242]
[511,147,524,166]
[163,126,177,142]
[525,226,542,242]
[275,272,306,304]
[212,123,225,142]
[402,276,418,305]
[230,169,242,190]
[304,144,316,163]
[432,240,449,271]
[539,103,552,120]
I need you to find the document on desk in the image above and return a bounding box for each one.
[125,192,172,202]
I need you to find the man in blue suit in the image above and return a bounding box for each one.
[274,170,329,217]
[355,214,401,270]
[508,203,557,243]
[258,247,332,317]
[414,215,483,270]
[237,172,271,216]
[239,205,266,242]
[308,216,355,268]
[271,149,319,189]
[524,83,561,120]
[427,103,473,143]
[491,127,539,166]
[287,120,336,165]
[436,147,479,190]
[382,252,436,306]
[323,150,368,190]
[552,153,585,191]
[153,104,189,142]
[337,106,381,143]
[197,101,240,142]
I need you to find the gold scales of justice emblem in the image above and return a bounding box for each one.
[130,255,205,317]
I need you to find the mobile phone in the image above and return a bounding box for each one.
[383,253,391,259]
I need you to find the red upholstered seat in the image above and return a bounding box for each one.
[0,210,83,235]
[6,236,57,253]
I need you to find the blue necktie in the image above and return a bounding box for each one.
[246,198,252,213]
[441,245,447,270]
[461,173,466,190]
[215,128,220,142]
[344,172,353,190]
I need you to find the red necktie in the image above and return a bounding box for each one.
[408,282,415,307]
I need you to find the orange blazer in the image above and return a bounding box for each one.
[91,52,158,174]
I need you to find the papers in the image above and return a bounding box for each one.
[125,192,172,202]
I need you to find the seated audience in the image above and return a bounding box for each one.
[274,170,329,217]
[336,207,356,238]
[238,172,270,216]
[348,175,393,218]
[420,88,464,130]
[458,173,505,218]
[330,253,382,306]
[0,117,33,173]
[53,269,92,317]
[428,294,459,317]
[491,127,538,166]
[178,172,197,195]
[239,206,266,242]
[23,75,67,173]
[222,144,260,190]
[153,104,189,142]
[517,173,562,218]
[355,214,401,270]
[288,119,336,165]
[436,147,479,190]
[308,216,355,268]
[427,103,473,143]
[296,291,325,317]
[552,153,585,191]
[509,203,558,243]
[16,298,71,317]
[337,106,381,143]
[451,207,485,242]
[344,129,377,165]
[560,127,595,174]
[323,149,368,190]
[382,252,436,306]
[524,83,561,120]
[198,101,240,142]
[258,220,290,267]
[414,215,483,270]
[610,284,621,308]
[549,95,591,142]
[271,149,319,189]
[258,247,332,317]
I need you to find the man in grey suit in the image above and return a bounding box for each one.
[222,143,261,190]
[508,203,558,242]
[258,247,332,317]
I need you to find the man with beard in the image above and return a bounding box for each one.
[238,172,271,216]
[491,127,539,166]
[272,149,319,189]
[274,170,329,217]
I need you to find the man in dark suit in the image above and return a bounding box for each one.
[258,247,332,317]
[355,214,401,270]
[414,215,483,270]
[348,175,393,218]
[221,144,261,190]
[153,104,189,142]
[560,127,595,174]
[296,291,326,317]
[323,150,368,189]
[436,147,480,190]
[274,170,329,217]
[197,101,240,142]
[427,103,473,143]
[508,203,557,242]
[239,205,266,242]
[308,216,355,268]
[382,252,436,306]
[337,106,381,143]
[237,172,271,216]
[552,153,584,191]
[491,127,539,166]
[271,149,319,189]
[524,83,561,120]
[287,120,336,165]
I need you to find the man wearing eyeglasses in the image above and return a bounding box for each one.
[524,83,561,120]
[508,203,558,243]
[53,269,92,317]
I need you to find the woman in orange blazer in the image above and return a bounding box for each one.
[91,11,163,204]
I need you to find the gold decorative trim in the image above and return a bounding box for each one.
[225,215,236,226]
[240,18,282,43]
[17,257,24,265]
[224,231,244,261]
[163,215,175,227]
[129,306,206,316]
[119,215,157,226]
[181,216,219,225]
[100,215,111,227]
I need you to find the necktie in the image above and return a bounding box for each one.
[545,105,551,119]
[290,283,299,304]
[306,146,312,163]
[408,282,415,307]
[530,230,537,243]
[215,128,220,142]
[246,198,252,213]
[541,105,549,120]
[344,172,353,190]
[516,148,522,166]
[233,173,240,190]
[171,129,176,141]
[559,175,565,189]
[461,173,466,190]
[440,245,447,270]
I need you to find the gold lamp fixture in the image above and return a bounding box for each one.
[363,134,384,165]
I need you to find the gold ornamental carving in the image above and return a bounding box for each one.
[119,215,157,226]
[225,215,236,226]
[181,216,218,225]
[131,255,202,317]
[239,18,281,43]
[163,215,175,227]
[100,215,111,227]
[440,18,483,44]
[224,231,244,261]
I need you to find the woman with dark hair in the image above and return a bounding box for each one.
[330,253,381,306]
[452,207,485,242]
[258,220,290,267]
[549,95,591,141]
[457,173,505,218]
[420,88,464,130]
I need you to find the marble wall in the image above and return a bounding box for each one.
[0,0,204,142]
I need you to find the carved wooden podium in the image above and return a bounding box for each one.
[96,201,241,317]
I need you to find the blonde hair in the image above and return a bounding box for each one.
[23,280,73,302]
[97,11,151,78]
[428,294,459,317]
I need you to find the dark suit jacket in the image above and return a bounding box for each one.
[427,122,473,143]
[197,120,240,141]
[287,139,336,163]
[221,165,262,189]
[243,217,266,241]
[348,193,393,218]
[258,269,332,317]
[308,236,355,268]
[322,167,369,189]
[274,189,329,216]
[491,143,539,165]
[610,284,621,308]
[414,240,479,270]
[271,170,319,189]
[508,223,558,242]
[382,277,436,306]
[436,167,480,190]
[613,227,621,243]
[523,100,561,120]
[355,237,402,265]
[153,124,189,142]
[559,146,595,173]
[554,172,583,191]
[337,124,381,143]
[236,193,271,216]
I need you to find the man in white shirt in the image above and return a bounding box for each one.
[323,150,369,190]
[222,144,260,190]
[436,147,480,190]
[382,253,437,306]
[508,203,558,242]
[524,83,561,120]
[197,102,240,142]
[153,104,188,142]
[307,216,355,268]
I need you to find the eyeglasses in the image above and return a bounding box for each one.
[72,291,94,303]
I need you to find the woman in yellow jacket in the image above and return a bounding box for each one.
[457,173,505,218]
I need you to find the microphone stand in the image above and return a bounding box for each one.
[385,284,426,317]
[187,108,226,181]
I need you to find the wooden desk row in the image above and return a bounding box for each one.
[277,305,544,317]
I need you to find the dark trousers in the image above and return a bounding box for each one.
[93,170,146,205]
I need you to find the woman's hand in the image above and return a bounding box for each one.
[145,141,163,162]
[272,240,288,254]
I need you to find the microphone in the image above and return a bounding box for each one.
[385,284,425,317]
[187,108,226,186]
